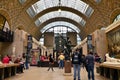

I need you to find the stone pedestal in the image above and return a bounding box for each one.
[64,60,71,73]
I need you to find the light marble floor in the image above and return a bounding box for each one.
[5,67,110,80]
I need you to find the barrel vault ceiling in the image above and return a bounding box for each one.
[0,0,120,41]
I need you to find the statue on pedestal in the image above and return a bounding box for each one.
[62,37,72,60]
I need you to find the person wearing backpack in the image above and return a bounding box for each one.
[72,49,82,80]
[47,54,54,71]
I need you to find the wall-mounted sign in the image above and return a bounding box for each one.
[87,35,93,50]
[27,35,32,50]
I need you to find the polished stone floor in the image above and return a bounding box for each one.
[5,67,110,80]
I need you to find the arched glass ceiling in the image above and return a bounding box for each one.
[40,26,81,45]
[35,11,86,27]
[41,21,80,33]
[43,25,79,34]
[45,26,76,34]
[27,0,94,18]
[33,0,88,14]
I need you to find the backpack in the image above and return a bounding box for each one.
[49,57,54,64]
[73,54,79,64]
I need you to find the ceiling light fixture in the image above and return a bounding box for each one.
[58,0,62,13]
[58,9,61,13]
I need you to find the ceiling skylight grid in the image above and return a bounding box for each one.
[27,0,94,31]
[41,21,80,33]
[35,11,83,26]
[45,26,76,34]
[31,0,91,17]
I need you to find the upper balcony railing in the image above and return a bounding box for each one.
[0,29,14,42]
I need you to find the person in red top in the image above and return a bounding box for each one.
[2,55,10,63]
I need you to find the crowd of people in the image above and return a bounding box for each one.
[39,49,98,80]
[0,49,102,80]
[1,53,30,74]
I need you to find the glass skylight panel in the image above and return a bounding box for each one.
[62,0,76,8]
[32,4,39,13]
[95,0,101,3]
[19,0,26,4]
[26,7,36,18]
[74,0,88,13]
[68,28,72,32]
[36,11,84,26]
[85,6,94,17]
[80,19,86,26]
[77,34,81,44]
[46,28,52,32]
[35,19,41,27]
[32,0,92,17]
[41,21,80,33]
[53,26,67,33]
[45,26,76,35]
[62,27,67,31]
[33,0,45,14]
[54,27,59,33]
[40,38,44,45]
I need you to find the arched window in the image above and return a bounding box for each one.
[39,25,81,45]
[0,14,10,32]
[0,14,6,30]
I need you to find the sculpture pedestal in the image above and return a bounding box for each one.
[64,60,71,73]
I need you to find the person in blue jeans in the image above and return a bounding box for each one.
[58,53,65,69]
[85,52,95,80]
[72,49,82,80]
[25,54,29,69]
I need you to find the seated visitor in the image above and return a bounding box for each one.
[94,53,101,63]
[40,55,45,67]
[7,54,14,64]
[14,57,24,73]
[2,55,10,64]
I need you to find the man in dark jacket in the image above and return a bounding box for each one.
[47,54,54,71]
[72,49,82,80]
[86,52,95,80]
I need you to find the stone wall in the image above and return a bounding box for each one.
[0,29,27,58]
[92,29,108,58]
[67,32,77,46]
[82,42,88,56]
[44,32,54,48]
[0,0,120,40]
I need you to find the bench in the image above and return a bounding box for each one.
[98,62,120,80]
[0,64,19,80]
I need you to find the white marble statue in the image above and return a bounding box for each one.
[105,53,120,63]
